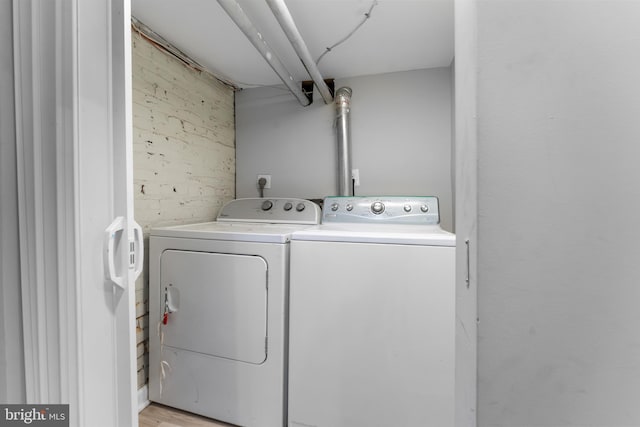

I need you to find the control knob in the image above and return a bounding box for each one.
[283,202,293,211]
[296,203,306,212]
[261,200,273,211]
[420,204,429,213]
[331,203,339,212]
[371,201,385,215]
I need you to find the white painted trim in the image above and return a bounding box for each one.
[55,0,81,417]
[138,385,150,412]
[110,2,140,425]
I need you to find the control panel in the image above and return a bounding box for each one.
[322,196,440,225]
[216,198,321,224]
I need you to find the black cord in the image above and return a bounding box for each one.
[258,177,267,198]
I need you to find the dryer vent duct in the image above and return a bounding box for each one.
[335,87,353,196]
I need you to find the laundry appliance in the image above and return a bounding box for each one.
[148,198,321,427]
[288,196,455,427]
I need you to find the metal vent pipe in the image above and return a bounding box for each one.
[265,0,334,104]
[335,87,353,196]
[217,0,311,106]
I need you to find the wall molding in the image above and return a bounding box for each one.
[138,384,150,412]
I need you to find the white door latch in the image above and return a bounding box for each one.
[104,217,144,288]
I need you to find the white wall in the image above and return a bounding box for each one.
[475,2,640,426]
[131,30,235,389]
[0,0,26,404]
[236,68,454,231]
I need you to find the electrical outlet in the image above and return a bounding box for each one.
[352,169,360,186]
[257,174,271,189]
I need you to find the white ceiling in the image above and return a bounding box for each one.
[131,0,454,88]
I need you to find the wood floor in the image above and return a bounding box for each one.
[139,403,237,427]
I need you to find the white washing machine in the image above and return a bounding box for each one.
[288,196,456,427]
[148,198,320,427]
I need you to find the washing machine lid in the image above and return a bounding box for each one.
[291,223,455,246]
[151,221,313,243]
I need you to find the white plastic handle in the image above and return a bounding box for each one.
[133,221,144,280]
[104,216,125,289]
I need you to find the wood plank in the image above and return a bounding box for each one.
[139,403,236,427]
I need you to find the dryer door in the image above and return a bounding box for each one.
[160,250,268,364]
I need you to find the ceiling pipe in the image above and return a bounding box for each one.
[265,0,334,104]
[217,0,311,106]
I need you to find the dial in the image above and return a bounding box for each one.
[296,202,306,212]
[331,203,339,212]
[346,203,354,212]
[283,202,293,211]
[371,201,385,214]
[261,200,273,211]
[420,204,429,213]
[404,204,412,212]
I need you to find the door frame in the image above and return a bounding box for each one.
[13,0,138,425]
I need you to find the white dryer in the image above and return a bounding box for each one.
[148,198,320,427]
[288,196,456,427]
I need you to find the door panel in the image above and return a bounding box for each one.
[12,0,138,425]
[161,250,268,364]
